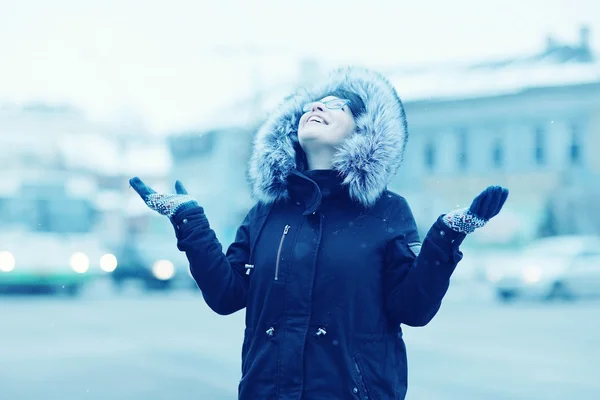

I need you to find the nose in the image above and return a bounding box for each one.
[310,102,325,112]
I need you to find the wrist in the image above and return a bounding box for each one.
[441,208,487,234]
[172,200,199,218]
[145,193,198,218]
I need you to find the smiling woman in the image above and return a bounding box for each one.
[297,95,360,170]
[129,66,509,400]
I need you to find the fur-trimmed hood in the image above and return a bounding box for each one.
[247,66,408,208]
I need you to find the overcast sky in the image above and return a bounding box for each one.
[1,0,598,133]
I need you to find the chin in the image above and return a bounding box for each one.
[298,130,320,144]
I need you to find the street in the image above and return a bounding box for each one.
[2,281,599,400]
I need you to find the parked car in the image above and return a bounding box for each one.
[484,235,600,301]
[111,214,196,292]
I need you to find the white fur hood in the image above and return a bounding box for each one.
[247,66,408,208]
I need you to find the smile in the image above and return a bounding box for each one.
[307,116,327,125]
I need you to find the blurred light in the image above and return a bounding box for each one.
[100,253,118,272]
[70,252,90,274]
[0,251,16,272]
[486,268,504,283]
[523,265,543,284]
[152,260,175,280]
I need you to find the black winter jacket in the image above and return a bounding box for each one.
[173,67,467,399]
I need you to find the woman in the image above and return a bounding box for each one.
[130,66,509,399]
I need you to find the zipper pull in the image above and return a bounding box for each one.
[283,225,290,234]
[245,264,254,275]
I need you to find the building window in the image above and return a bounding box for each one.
[569,123,582,165]
[534,126,545,165]
[492,139,504,168]
[457,128,468,171]
[425,141,436,171]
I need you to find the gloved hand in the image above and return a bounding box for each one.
[129,177,198,219]
[442,185,509,234]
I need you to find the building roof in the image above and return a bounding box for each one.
[386,27,598,102]
[194,26,600,127]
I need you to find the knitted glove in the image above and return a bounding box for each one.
[442,185,509,234]
[129,177,198,219]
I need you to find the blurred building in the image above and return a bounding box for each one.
[166,26,600,246]
[0,103,172,249]
[389,25,600,244]
[167,125,258,245]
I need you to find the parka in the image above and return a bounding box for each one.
[171,67,467,399]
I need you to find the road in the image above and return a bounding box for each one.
[1,281,598,400]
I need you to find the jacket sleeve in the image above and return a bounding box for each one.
[383,196,466,327]
[171,203,260,316]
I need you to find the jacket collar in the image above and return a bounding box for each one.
[287,169,353,216]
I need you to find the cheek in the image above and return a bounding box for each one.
[298,114,309,131]
[337,119,356,139]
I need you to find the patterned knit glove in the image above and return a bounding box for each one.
[129,176,198,219]
[442,185,509,234]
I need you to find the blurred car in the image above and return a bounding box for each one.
[484,235,600,301]
[111,239,195,291]
[0,230,116,296]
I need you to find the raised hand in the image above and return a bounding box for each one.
[468,186,509,221]
[129,177,198,219]
[442,185,509,234]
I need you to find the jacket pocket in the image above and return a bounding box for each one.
[239,323,281,399]
[352,355,372,399]
[241,323,280,377]
[351,332,403,399]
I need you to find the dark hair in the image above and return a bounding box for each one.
[328,89,366,118]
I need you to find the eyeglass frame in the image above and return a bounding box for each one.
[302,99,352,113]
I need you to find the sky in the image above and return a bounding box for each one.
[1,0,599,134]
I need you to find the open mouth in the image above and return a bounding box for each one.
[307,116,327,125]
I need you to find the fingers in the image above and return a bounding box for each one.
[469,186,492,218]
[485,186,509,219]
[469,185,510,220]
[478,186,495,217]
[485,186,504,218]
[175,180,188,195]
[468,190,484,214]
[471,185,510,220]
[493,188,509,217]
[129,177,156,199]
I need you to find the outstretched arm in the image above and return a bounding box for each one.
[129,177,255,315]
[384,186,509,327]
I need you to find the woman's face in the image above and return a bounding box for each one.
[297,95,357,149]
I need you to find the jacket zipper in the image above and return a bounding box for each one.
[274,224,291,281]
[353,357,370,399]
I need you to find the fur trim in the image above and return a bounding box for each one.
[247,66,408,208]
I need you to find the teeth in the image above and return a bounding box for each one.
[308,117,324,124]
